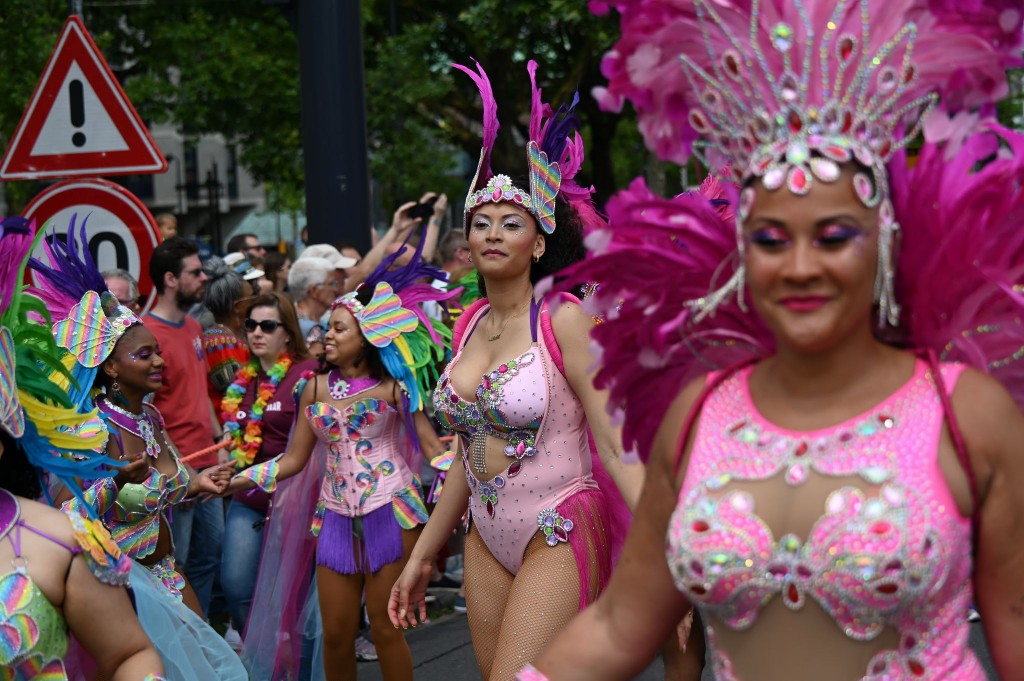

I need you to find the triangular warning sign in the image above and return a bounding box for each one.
[0,16,167,180]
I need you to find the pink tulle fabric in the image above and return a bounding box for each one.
[241,439,327,679]
[593,0,1023,164]
[541,294,630,570]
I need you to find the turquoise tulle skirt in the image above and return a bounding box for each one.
[130,560,248,681]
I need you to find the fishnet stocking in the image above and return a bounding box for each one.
[463,500,605,681]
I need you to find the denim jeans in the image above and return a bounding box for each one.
[170,496,225,618]
[221,500,266,629]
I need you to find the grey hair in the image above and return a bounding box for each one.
[101,269,138,299]
[202,256,246,321]
[438,230,469,264]
[288,256,334,297]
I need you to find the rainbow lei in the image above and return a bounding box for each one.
[220,353,293,469]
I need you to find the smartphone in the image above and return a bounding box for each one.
[407,197,437,221]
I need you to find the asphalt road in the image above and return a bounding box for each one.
[357,610,999,681]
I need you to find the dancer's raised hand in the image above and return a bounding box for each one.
[388,557,433,629]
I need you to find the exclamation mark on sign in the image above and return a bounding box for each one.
[69,79,86,148]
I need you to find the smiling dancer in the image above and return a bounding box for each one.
[224,238,455,681]
[29,220,246,680]
[0,216,167,680]
[521,1,1024,679]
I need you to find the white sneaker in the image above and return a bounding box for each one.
[355,634,378,661]
[223,624,243,652]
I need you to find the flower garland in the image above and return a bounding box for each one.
[220,353,293,469]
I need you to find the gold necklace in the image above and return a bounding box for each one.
[487,299,531,342]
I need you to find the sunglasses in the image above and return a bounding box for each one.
[244,318,283,334]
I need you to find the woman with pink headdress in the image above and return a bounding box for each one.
[522,1,1024,679]
[387,60,642,681]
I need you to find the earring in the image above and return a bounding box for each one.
[875,201,900,328]
[533,254,541,263]
[111,380,121,396]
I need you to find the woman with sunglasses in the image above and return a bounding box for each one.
[222,241,454,681]
[30,222,247,680]
[218,292,317,643]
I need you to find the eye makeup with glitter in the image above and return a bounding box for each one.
[748,225,791,249]
[813,224,866,248]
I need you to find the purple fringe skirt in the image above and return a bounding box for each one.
[316,505,403,575]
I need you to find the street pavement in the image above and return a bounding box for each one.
[358,610,999,681]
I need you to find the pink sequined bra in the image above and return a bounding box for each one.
[667,359,983,680]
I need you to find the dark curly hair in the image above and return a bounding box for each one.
[0,430,42,499]
[318,285,386,380]
[471,175,586,299]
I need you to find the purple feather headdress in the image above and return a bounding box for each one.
[457,59,595,235]
[29,214,110,322]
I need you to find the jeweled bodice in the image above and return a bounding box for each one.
[434,348,544,438]
[667,361,982,680]
[307,399,414,517]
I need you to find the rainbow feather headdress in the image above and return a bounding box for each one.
[30,216,143,369]
[457,59,594,235]
[0,217,113,488]
[565,0,1024,460]
[331,237,458,418]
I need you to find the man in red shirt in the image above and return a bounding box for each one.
[145,237,224,618]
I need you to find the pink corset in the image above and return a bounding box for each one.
[433,300,597,574]
[306,398,416,518]
[667,360,983,680]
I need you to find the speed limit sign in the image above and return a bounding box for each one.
[23,178,161,310]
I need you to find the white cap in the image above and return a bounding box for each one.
[299,244,357,269]
[223,252,266,281]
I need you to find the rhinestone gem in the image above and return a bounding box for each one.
[786,463,809,485]
[786,140,810,165]
[771,22,794,52]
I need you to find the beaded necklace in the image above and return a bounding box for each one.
[99,398,162,458]
[221,353,293,468]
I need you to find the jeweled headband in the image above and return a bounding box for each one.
[593,0,1021,325]
[456,59,592,236]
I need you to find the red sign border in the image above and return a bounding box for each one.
[0,16,167,180]
[23,178,160,310]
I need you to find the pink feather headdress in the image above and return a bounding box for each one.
[456,59,594,235]
[571,0,1024,460]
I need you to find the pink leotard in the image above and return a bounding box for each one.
[666,360,983,680]
[434,300,598,574]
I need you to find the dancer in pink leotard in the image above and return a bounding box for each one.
[523,1,1024,680]
[388,60,642,681]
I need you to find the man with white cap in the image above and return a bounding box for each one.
[223,252,271,293]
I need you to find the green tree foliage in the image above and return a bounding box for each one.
[362,0,647,210]
[0,2,648,217]
[0,1,67,210]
